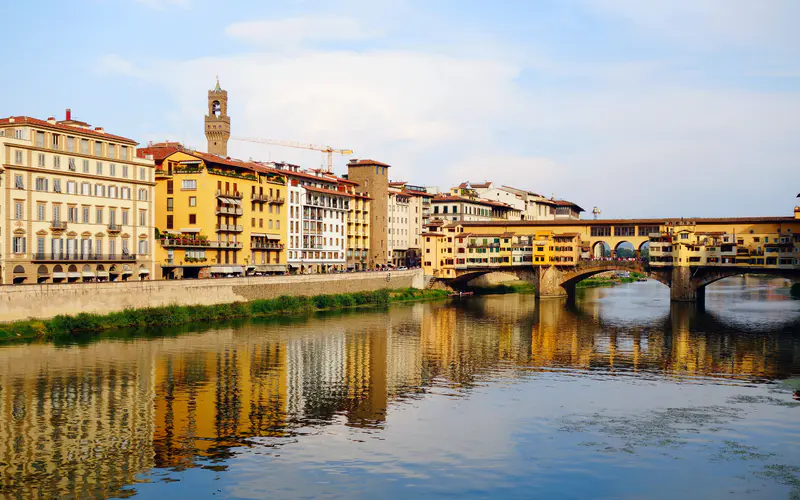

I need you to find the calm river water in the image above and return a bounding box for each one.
[1,277,800,499]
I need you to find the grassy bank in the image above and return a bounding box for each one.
[0,288,450,342]
[577,272,646,289]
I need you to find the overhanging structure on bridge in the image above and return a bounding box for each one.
[422,212,800,302]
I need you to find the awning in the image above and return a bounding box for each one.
[265,234,281,240]
[251,233,266,238]
[180,228,202,233]
[52,272,67,279]
[230,198,241,206]
[96,271,110,278]
[122,270,133,275]
[231,266,245,274]
[220,198,234,205]
[211,266,233,274]
[138,269,150,274]
[82,271,95,278]
[67,272,81,278]
[254,265,286,273]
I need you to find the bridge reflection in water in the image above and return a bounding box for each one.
[0,284,798,497]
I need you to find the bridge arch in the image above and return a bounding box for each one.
[614,241,636,259]
[592,241,611,259]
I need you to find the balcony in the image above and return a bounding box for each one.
[209,240,243,249]
[251,242,285,250]
[50,220,68,231]
[32,253,136,262]
[251,193,269,203]
[216,206,243,216]
[270,197,285,205]
[107,223,122,233]
[160,238,210,248]
[216,224,243,233]
[216,189,243,199]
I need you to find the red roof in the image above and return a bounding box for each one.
[304,185,354,198]
[0,116,138,145]
[349,159,391,167]
[137,144,183,162]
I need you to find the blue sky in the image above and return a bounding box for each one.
[4,0,799,218]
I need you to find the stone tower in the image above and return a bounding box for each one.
[205,76,230,156]
[347,159,390,267]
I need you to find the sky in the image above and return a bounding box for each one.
[4,0,799,218]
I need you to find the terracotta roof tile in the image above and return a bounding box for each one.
[0,116,138,145]
[349,159,391,167]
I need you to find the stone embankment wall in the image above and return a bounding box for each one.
[0,269,424,322]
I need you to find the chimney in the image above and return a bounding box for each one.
[47,117,56,124]
[94,127,104,133]
[65,108,71,121]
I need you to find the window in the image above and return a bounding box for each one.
[140,167,146,181]
[138,188,148,201]
[83,159,90,173]
[108,144,116,159]
[36,131,45,147]
[122,210,129,225]
[96,208,103,224]
[81,182,90,195]
[139,210,147,226]
[82,207,90,223]
[12,237,26,254]
[35,178,48,191]
[15,150,23,164]
[37,203,46,221]
[109,164,116,176]
[138,240,148,255]
[96,162,103,175]
[51,134,59,149]
[38,153,45,167]
[66,181,77,194]
[166,215,174,229]
[109,208,116,224]
[67,136,74,152]
[189,196,197,207]
[189,214,196,224]
[122,165,128,178]
[167,180,173,194]
[166,198,173,212]
[14,201,23,220]
[181,179,197,190]
[120,147,128,161]
[80,139,89,154]
[15,175,24,189]
[52,156,61,169]
[94,142,102,157]
[276,220,280,230]
[68,206,78,222]
[53,179,61,193]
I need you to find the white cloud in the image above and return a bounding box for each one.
[226,16,381,47]
[100,6,800,218]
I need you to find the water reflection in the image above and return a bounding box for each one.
[0,279,798,498]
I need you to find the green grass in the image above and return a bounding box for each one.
[467,281,537,295]
[0,288,449,342]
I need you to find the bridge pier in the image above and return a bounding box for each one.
[669,267,705,303]
[536,266,574,299]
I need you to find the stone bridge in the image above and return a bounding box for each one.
[443,261,800,302]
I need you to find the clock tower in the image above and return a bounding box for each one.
[205,76,230,156]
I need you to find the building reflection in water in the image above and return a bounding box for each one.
[1,284,799,497]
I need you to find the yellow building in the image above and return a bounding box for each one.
[141,144,287,278]
[0,111,156,284]
[345,183,372,271]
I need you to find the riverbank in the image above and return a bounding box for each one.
[577,272,647,289]
[0,288,449,342]
[466,281,537,295]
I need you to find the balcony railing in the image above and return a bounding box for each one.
[209,240,243,249]
[107,223,122,232]
[251,193,269,203]
[216,189,243,199]
[216,206,243,216]
[251,242,285,250]
[160,238,210,248]
[50,220,68,230]
[270,197,285,205]
[216,224,244,233]
[32,253,137,262]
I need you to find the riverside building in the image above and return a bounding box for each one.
[139,143,288,279]
[0,111,156,284]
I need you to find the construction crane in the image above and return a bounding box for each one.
[231,136,353,173]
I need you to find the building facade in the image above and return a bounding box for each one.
[140,145,287,278]
[346,159,390,268]
[0,112,156,284]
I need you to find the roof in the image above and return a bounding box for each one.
[500,185,544,198]
[303,185,354,198]
[451,216,797,227]
[138,142,185,162]
[349,159,391,167]
[389,181,407,187]
[431,194,514,209]
[0,116,138,145]
[553,232,580,238]
[552,199,585,212]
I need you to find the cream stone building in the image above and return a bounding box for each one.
[0,111,155,284]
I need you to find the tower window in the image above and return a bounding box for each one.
[212,100,221,117]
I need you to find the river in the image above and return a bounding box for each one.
[1,276,799,499]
